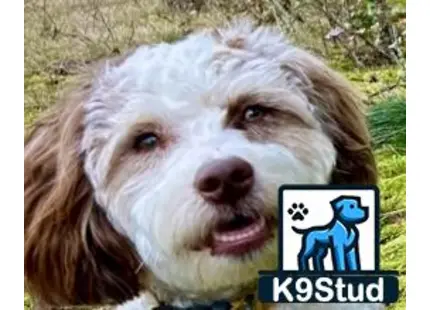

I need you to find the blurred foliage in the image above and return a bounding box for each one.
[163,0,406,68]
[368,97,406,151]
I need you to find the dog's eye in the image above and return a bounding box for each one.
[243,105,266,122]
[133,132,159,151]
[350,204,354,209]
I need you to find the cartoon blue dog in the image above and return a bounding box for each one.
[292,196,369,272]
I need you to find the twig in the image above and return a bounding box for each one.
[369,80,404,98]
[92,1,116,48]
[40,0,60,39]
[269,0,305,24]
[128,20,136,46]
[381,209,406,221]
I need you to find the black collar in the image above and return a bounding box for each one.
[153,294,255,310]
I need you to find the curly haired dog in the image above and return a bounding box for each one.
[24,19,378,309]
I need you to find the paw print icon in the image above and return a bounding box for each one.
[287,203,309,221]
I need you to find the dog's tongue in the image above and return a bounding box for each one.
[210,215,270,256]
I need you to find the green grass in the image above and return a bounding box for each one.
[371,98,406,310]
[378,148,406,310]
[369,97,406,151]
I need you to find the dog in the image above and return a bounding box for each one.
[24,19,378,309]
[293,196,369,272]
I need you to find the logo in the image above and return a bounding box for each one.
[258,185,399,304]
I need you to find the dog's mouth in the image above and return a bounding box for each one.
[205,213,275,256]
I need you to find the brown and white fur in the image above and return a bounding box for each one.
[24,19,378,309]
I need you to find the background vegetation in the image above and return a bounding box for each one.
[24,0,406,309]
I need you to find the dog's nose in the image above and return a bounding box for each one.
[194,156,254,204]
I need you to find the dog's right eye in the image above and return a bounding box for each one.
[243,105,267,122]
[132,132,159,152]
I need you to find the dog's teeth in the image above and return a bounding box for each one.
[213,217,266,243]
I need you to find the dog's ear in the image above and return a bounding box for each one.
[282,50,377,184]
[24,67,140,306]
[330,196,346,212]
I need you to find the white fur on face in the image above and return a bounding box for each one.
[81,22,337,300]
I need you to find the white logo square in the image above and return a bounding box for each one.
[279,185,379,272]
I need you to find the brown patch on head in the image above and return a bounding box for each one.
[282,50,377,184]
[209,25,245,49]
[226,37,245,49]
[24,60,141,306]
[225,92,319,137]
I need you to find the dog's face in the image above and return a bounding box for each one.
[24,20,377,306]
[335,198,369,224]
[81,28,337,296]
